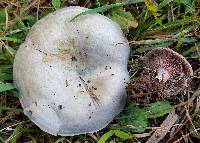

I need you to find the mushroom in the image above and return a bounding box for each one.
[13,7,130,136]
[129,47,193,103]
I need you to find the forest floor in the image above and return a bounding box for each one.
[0,0,200,143]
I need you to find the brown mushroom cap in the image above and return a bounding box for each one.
[143,47,193,83]
[129,47,193,104]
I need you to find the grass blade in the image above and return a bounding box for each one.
[71,0,144,21]
[98,130,114,143]
[142,18,197,36]
[0,106,22,113]
[0,136,4,143]
[182,42,200,56]
[158,0,174,9]
[114,130,132,140]
[0,36,21,43]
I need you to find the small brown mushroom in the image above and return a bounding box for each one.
[129,47,193,104]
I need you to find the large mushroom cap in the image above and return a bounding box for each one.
[13,7,130,136]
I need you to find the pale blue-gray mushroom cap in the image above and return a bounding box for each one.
[13,6,130,136]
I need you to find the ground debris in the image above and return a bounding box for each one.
[128,68,180,104]
[147,109,179,143]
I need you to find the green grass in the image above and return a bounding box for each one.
[0,0,200,142]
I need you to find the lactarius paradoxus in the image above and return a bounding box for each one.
[129,48,193,103]
[13,7,129,136]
